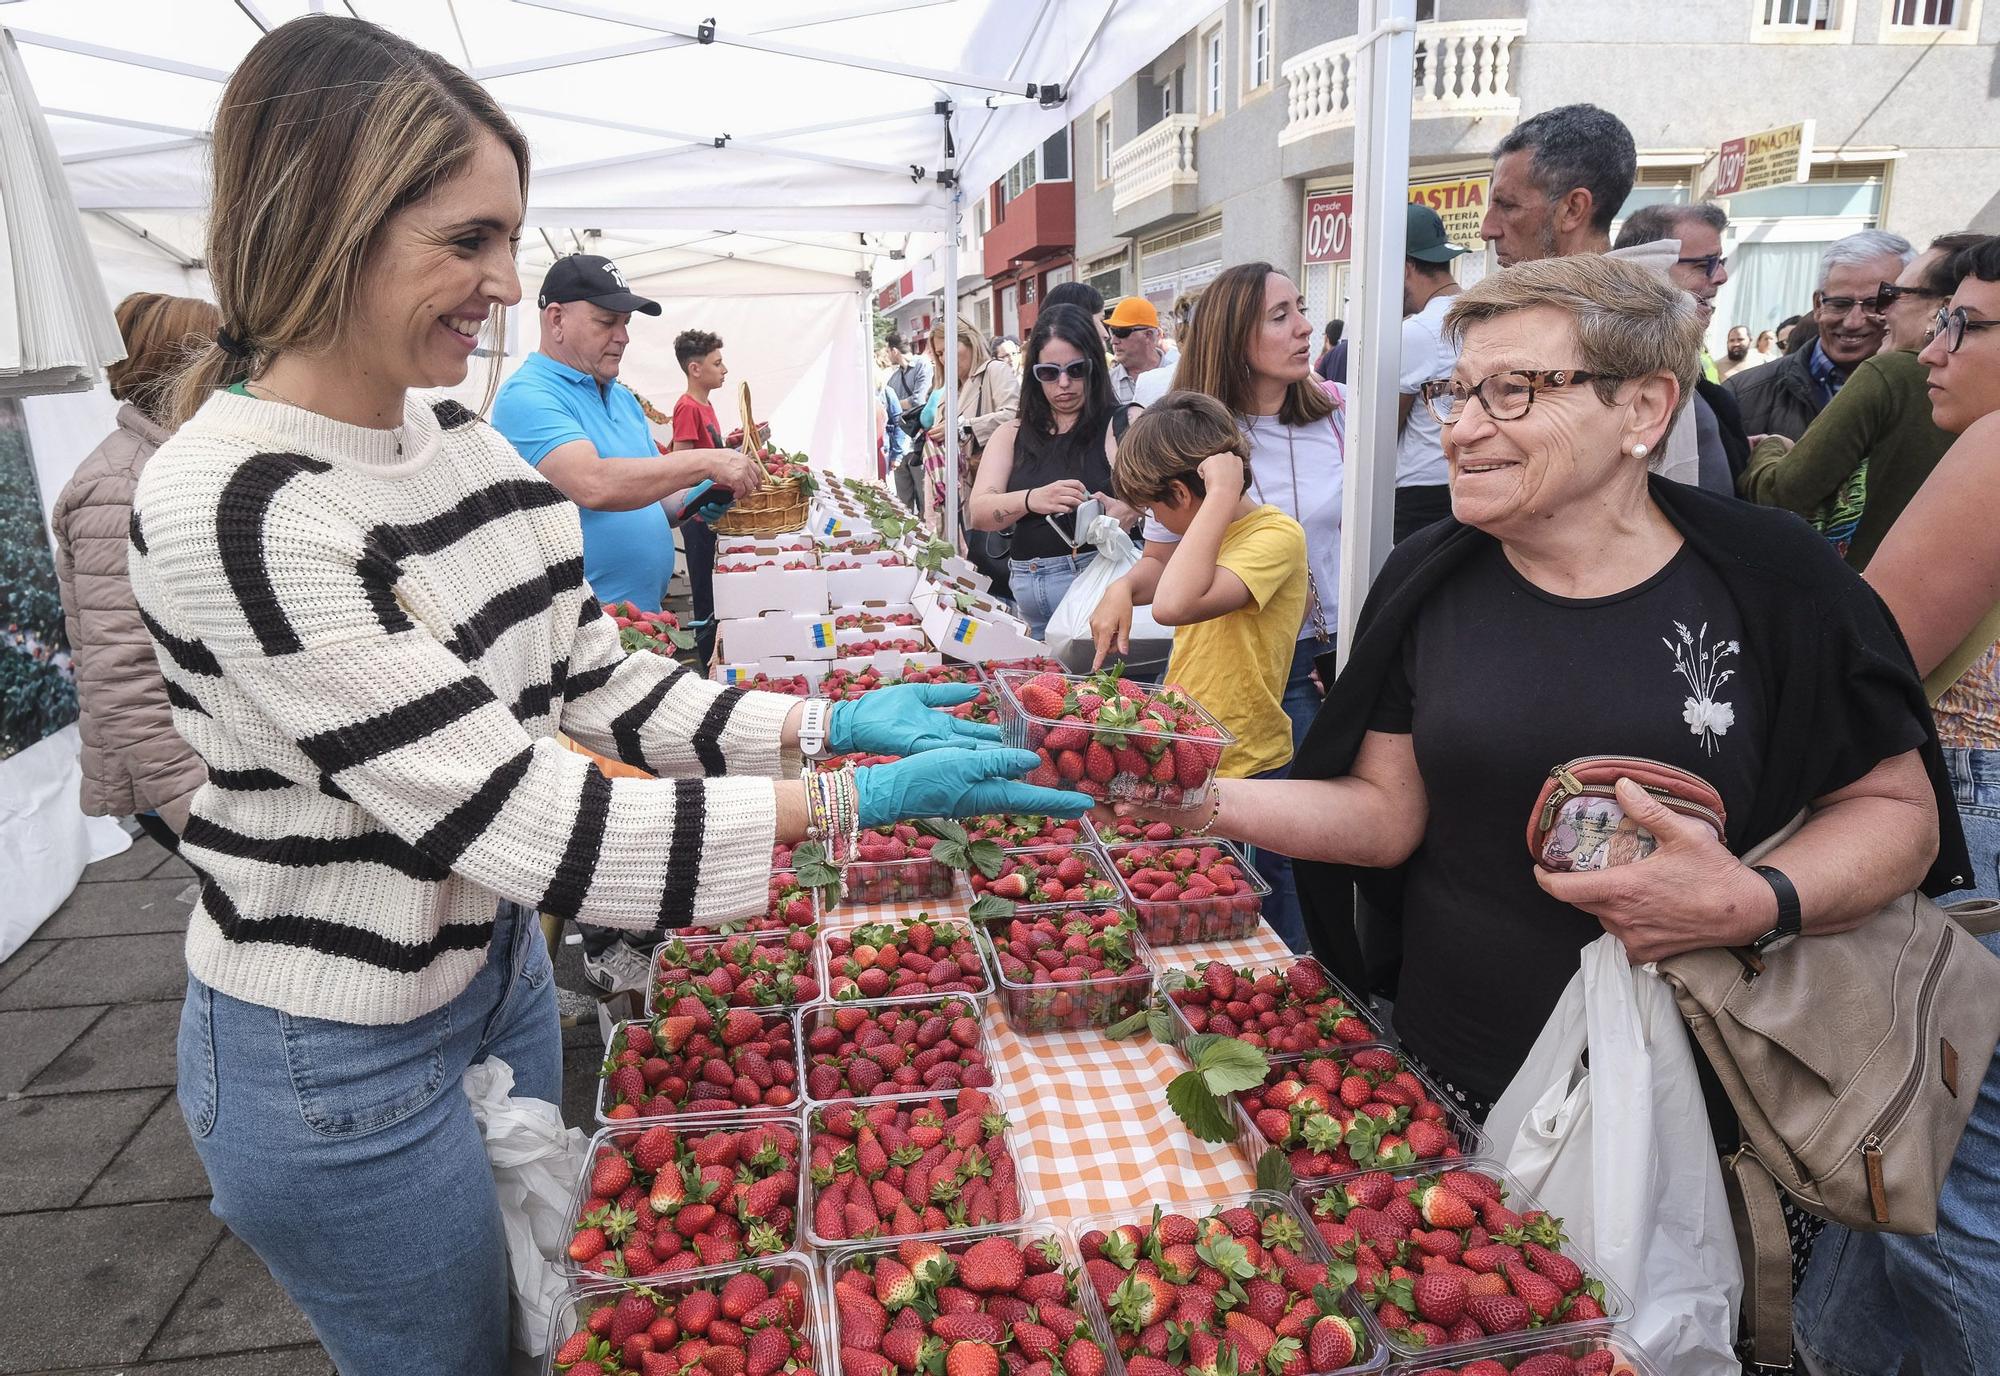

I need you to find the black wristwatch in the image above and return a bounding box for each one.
[1748,865,1803,953]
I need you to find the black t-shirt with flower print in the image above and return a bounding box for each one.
[1368,540,1765,1103]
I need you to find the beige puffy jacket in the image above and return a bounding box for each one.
[52,404,205,830]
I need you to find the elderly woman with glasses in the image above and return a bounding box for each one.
[1112,254,1964,1138]
[967,303,1139,639]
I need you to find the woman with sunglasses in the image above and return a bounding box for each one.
[1799,230,2000,1376]
[967,303,1139,639]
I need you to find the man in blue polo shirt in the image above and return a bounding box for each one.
[493,255,763,1000]
[494,254,762,611]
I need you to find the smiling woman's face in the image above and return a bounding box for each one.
[344,128,524,392]
[1441,306,1650,538]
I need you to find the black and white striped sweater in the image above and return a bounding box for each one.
[129,390,799,1025]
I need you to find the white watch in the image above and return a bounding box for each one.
[798,698,833,759]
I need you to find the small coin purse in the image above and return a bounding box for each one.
[1527,756,1727,872]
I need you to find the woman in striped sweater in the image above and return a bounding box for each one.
[132,19,1080,1373]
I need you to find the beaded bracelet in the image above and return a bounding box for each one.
[1192,781,1226,837]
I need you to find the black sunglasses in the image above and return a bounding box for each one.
[1877,281,1945,307]
[1107,325,1152,340]
[1675,253,1727,280]
[1032,360,1094,383]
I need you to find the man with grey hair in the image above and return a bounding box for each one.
[1726,229,1915,441]
[1611,201,1750,492]
[1480,103,1638,266]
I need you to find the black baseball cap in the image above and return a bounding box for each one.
[536,253,661,316]
[1406,204,1469,265]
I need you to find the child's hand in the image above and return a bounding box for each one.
[1197,453,1244,499]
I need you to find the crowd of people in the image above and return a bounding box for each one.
[30,10,2000,1372]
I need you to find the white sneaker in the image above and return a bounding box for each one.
[553,983,598,1027]
[583,940,653,995]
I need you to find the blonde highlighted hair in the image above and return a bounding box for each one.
[1171,262,1333,428]
[172,16,528,423]
[1442,254,1703,421]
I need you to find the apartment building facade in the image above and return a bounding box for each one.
[905,0,1998,355]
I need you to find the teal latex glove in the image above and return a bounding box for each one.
[694,494,734,523]
[828,682,1003,756]
[853,748,1093,828]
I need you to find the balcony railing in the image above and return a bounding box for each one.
[1281,19,1524,144]
[1110,114,1198,213]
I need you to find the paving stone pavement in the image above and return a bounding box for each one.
[0,827,613,1374]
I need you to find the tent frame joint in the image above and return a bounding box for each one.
[696,17,717,44]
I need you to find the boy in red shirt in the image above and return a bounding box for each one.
[672,329,730,661]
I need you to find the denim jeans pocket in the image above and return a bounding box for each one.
[280,1004,453,1138]
[175,979,218,1139]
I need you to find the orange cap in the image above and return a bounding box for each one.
[1104,297,1160,329]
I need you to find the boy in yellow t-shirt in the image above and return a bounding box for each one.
[1112,391,1309,947]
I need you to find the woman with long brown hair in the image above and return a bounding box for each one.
[130,18,1074,1369]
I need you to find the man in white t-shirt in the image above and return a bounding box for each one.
[1395,203,1469,542]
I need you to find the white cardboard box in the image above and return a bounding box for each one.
[711,659,825,692]
[717,611,840,662]
[711,565,830,620]
[718,530,812,556]
[826,561,921,606]
[913,584,1044,662]
[827,649,945,676]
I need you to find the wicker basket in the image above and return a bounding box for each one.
[713,381,809,536]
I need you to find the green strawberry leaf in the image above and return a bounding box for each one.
[1147,1004,1176,1045]
[1166,1069,1238,1143]
[1183,1034,1269,1095]
[969,894,1017,922]
[1106,1005,1153,1040]
[1254,1148,1294,1194]
[964,837,1006,879]
[1312,1282,1350,1318]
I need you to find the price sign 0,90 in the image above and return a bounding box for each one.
[1304,191,1353,265]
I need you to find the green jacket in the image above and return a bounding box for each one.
[1737,348,1952,569]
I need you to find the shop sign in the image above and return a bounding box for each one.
[1710,121,1814,197]
[1305,175,1489,265]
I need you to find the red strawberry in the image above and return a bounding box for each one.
[1523,1241,1586,1293]
[592,1154,635,1196]
[1511,1356,1579,1376]
[721,1273,768,1319]
[1416,1185,1475,1229]
[555,1331,594,1367]
[633,1126,677,1173]
[958,1236,1026,1293]
[1504,1260,1566,1320]
[1411,1271,1466,1326]
[1465,1293,1530,1335]
[1063,1339,1107,1376]
[1306,1316,1357,1370]
[722,1010,762,1046]
[1084,743,1116,784]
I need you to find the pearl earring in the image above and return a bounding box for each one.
[1631,443,1649,459]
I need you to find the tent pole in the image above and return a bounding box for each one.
[943,188,962,546]
[1334,0,1415,671]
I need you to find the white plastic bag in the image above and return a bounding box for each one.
[463,1057,589,1359]
[1484,934,1742,1376]
[1044,514,1172,669]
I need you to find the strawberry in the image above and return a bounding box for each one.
[592,1154,635,1197]
[1062,1338,1108,1376]
[1512,1356,1579,1376]
[1411,1270,1466,1326]
[554,1330,595,1368]
[1416,1185,1476,1230]
[1465,1293,1530,1335]
[722,1273,768,1319]
[1306,1315,1358,1371]
[1503,1259,1566,1320]
[958,1236,1026,1293]
[1084,743,1116,784]
[1523,1241,1586,1293]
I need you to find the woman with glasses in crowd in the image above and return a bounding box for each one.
[966,303,1139,639]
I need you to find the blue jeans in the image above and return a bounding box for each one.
[176,901,561,1374]
[1793,747,2000,1376]
[1009,548,1096,643]
[1245,763,1307,953]
[1281,637,1329,756]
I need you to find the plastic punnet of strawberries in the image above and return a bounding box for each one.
[1077,1201,1374,1376]
[650,931,820,1015]
[1304,1166,1613,1355]
[551,1263,819,1376]
[806,1087,1021,1242]
[727,673,814,697]
[567,1120,802,1277]
[1400,1343,1640,1376]
[1103,841,1266,945]
[1000,668,1228,810]
[982,906,1152,1033]
[802,997,992,1102]
[1235,1047,1473,1179]
[967,847,1120,910]
[1161,959,1377,1054]
[1093,817,1197,844]
[823,915,991,1002]
[831,1232,1112,1376]
[835,825,959,905]
[601,1010,800,1119]
[963,814,1090,848]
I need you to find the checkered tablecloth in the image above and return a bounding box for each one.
[823,883,1296,1226]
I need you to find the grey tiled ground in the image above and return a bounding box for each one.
[0,825,617,1374]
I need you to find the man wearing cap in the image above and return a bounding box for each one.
[1106,297,1177,406]
[1394,204,1469,542]
[492,254,763,616]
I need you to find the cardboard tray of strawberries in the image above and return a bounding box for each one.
[801,1086,1028,1249]
[597,1009,807,1127]
[992,668,1233,812]
[1382,1332,1661,1376]
[820,1228,1117,1376]
[1067,1189,1386,1376]
[799,995,996,1104]
[1100,839,1271,946]
[1157,956,1384,1055]
[976,904,1158,1034]
[646,928,822,1018]
[560,1114,807,1282]
[1295,1161,1630,1368]
[546,1253,827,1376]
[1227,1045,1487,1190]
[819,914,994,1004]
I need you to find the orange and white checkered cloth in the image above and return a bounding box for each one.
[823,881,1295,1227]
